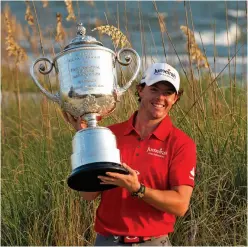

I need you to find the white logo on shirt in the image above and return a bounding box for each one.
[147,146,167,158]
[189,167,195,180]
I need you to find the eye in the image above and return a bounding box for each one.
[163,91,174,96]
[150,87,158,92]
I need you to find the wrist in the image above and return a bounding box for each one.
[131,183,141,193]
[131,183,146,198]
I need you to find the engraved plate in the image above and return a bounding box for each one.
[57,49,117,96]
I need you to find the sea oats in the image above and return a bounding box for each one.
[42,0,48,8]
[5,13,24,40]
[180,25,209,68]
[24,25,35,51]
[3,5,27,64]
[86,1,95,7]
[158,13,166,33]
[94,18,104,28]
[25,1,34,26]
[1,5,23,40]
[55,13,66,42]
[23,2,37,52]
[92,25,131,48]
[64,0,76,21]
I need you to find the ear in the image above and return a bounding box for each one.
[136,84,145,97]
[172,94,179,105]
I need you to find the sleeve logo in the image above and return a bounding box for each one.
[189,167,195,180]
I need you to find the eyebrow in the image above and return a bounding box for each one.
[151,84,175,91]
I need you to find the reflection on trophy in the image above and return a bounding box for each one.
[30,23,141,192]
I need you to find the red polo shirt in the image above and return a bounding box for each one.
[95,112,196,237]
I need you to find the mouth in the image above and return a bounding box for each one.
[151,102,165,108]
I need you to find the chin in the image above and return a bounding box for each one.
[151,110,167,119]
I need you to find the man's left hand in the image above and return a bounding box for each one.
[98,163,140,193]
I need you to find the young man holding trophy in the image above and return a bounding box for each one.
[63,63,197,246]
[30,24,196,246]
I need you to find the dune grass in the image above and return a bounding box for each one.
[2,70,246,246]
[1,1,247,246]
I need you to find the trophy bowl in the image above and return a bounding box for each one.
[30,23,141,192]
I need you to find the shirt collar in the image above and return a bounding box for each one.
[152,115,173,141]
[124,111,173,141]
[123,111,138,136]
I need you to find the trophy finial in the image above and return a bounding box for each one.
[64,22,103,50]
[77,22,86,36]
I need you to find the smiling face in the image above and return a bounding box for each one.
[137,81,179,121]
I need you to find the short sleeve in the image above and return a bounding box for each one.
[169,141,196,188]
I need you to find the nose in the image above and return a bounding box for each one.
[156,92,168,100]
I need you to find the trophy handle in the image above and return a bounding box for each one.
[116,48,141,95]
[30,57,61,104]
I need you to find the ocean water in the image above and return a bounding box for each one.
[2,1,247,77]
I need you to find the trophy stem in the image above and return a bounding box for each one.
[82,113,100,127]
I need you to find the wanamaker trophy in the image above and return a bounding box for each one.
[30,23,141,192]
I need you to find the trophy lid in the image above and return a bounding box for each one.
[64,23,103,50]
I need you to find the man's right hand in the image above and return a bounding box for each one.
[62,111,87,131]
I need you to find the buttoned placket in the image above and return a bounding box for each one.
[134,137,144,157]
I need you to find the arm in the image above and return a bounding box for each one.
[81,191,101,201]
[141,185,193,216]
[98,164,194,216]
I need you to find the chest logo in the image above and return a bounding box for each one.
[147,146,167,158]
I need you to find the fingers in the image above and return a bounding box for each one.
[98,175,116,182]
[62,112,88,131]
[67,112,77,123]
[121,163,136,175]
[77,117,87,129]
[105,172,125,179]
[99,164,139,191]
[105,164,136,177]
[80,121,87,129]
[62,111,70,122]
[62,111,76,124]
[98,175,118,185]
[76,117,82,130]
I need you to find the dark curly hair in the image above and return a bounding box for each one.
[135,82,184,104]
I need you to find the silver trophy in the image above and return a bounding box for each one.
[30,23,141,192]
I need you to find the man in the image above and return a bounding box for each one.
[64,63,197,246]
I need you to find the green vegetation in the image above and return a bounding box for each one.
[2,72,246,245]
[1,1,247,246]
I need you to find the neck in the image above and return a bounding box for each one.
[134,110,166,139]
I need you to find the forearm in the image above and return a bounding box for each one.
[80,191,101,201]
[98,165,192,215]
[141,187,189,216]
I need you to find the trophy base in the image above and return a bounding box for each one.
[67,162,129,192]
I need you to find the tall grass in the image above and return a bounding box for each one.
[1,1,247,246]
